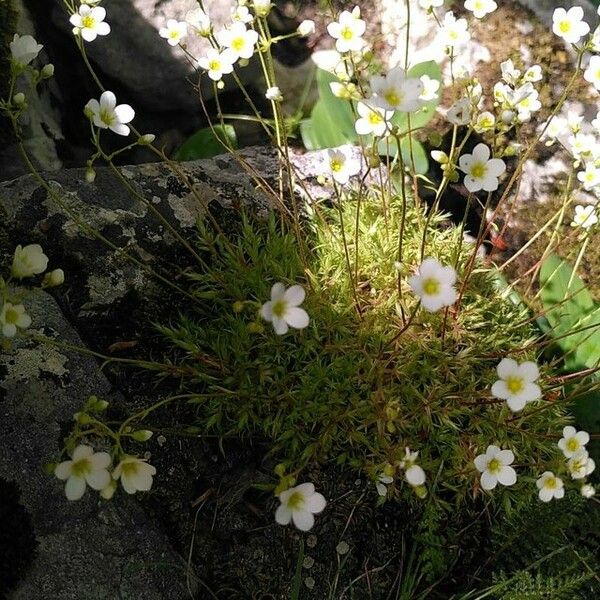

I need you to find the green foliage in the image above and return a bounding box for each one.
[300,61,441,173]
[539,253,600,372]
[174,124,237,161]
[479,494,600,599]
[158,189,569,520]
[539,254,600,450]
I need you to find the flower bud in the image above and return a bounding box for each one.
[85,166,96,183]
[13,92,26,106]
[431,150,448,164]
[42,268,65,288]
[581,484,596,498]
[41,63,55,78]
[233,300,245,313]
[73,411,93,424]
[100,480,117,500]
[247,321,264,333]
[138,133,156,145]
[253,0,272,17]
[414,485,428,499]
[131,429,154,442]
[298,19,315,37]
[500,110,515,124]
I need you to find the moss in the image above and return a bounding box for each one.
[159,187,570,531]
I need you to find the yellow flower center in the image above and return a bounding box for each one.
[208,59,221,71]
[470,162,487,179]
[71,457,92,478]
[384,90,402,107]
[505,375,524,394]
[287,491,305,510]
[231,37,245,52]
[423,278,440,295]
[545,476,558,489]
[566,438,580,452]
[99,108,115,126]
[330,159,343,172]
[559,21,571,34]
[272,299,286,318]
[122,461,140,477]
[82,15,96,29]
[4,306,19,325]
[487,458,501,474]
[341,26,354,40]
[368,111,383,125]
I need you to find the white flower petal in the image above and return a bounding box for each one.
[283,285,305,306]
[65,476,87,501]
[275,504,292,525]
[284,307,309,329]
[292,510,315,531]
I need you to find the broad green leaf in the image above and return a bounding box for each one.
[300,100,356,150]
[377,135,429,174]
[175,124,237,161]
[539,253,600,370]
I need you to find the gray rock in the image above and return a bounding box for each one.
[0,288,188,599]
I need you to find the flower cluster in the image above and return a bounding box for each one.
[1,244,63,338]
[54,444,156,501]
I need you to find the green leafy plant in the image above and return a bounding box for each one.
[300,60,441,173]
[174,123,237,161]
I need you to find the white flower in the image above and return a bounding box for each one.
[11,243,49,278]
[577,165,600,190]
[491,358,541,412]
[474,111,495,133]
[571,205,598,229]
[419,75,440,101]
[198,48,237,81]
[69,5,111,42]
[408,258,457,312]
[584,55,600,91]
[500,59,521,85]
[399,448,426,487]
[552,7,590,45]
[265,86,282,101]
[232,5,254,24]
[524,65,543,83]
[159,19,187,46]
[85,91,135,136]
[9,34,43,68]
[298,19,316,37]
[446,98,472,125]
[516,88,541,122]
[567,450,596,479]
[327,7,366,54]
[440,12,471,47]
[54,445,112,501]
[370,66,424,112]
[260,283,310,335]
[186,7,211,36]
[327,148,361,185]
[354,101,393,137]
[581,484,596,498]
[543,116,567,141]
[536,471,564,502]
[0,302,32,337]
[464,0,497,19]
[253,0,272,17]
[558,426,590,458]
[474,445,517,490]
[568,132,598,161]
[216,22,259,60]
[112,456,157,494]
[458,143,506,193]
[275,483,326,531]
[376,474,394,496]
[419,0,444,8]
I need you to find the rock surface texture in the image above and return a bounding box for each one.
[0,147,348,599]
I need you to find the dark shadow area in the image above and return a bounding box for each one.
[0,478,37,599]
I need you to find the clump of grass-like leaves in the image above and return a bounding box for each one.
[159,187,570,514]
